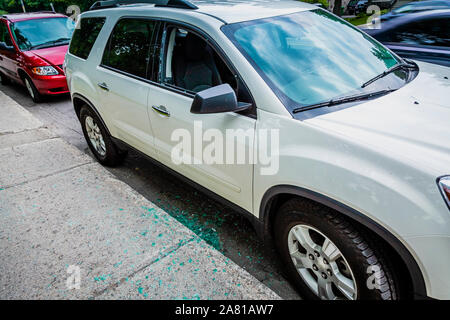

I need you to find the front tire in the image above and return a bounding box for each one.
[80,105,125,167]
[23,75,42,103]
[274,199,399,300]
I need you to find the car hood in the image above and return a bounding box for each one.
[306,61,450,174]
[27,45,68,66]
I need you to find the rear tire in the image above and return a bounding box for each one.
[80,105,126,167]
[23,75,42,103]
[274,198,399,300]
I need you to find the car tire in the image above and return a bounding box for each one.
[0,72,11,85]
[274,198,399,300]
[23,75,43,103]
[80,105,126,167]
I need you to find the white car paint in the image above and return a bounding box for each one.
[65,1,450,299]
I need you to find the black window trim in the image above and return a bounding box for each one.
[0,19,15,49]
[69,16,107,61]
[100,17,162,80]
[99,15,257,119]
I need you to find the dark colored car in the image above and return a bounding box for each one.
[380,0,450,21]
[348,0,396,15]
[347,0,360,14]
[0,12,75,102]
[371,0,397,10]
[364,9,450,67]
[354,0,370,14]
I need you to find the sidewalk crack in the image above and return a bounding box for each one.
[0,161,94,190]
[91,236,196,298]
[0,126,49,137]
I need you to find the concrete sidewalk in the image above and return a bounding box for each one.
[0,90,279,300]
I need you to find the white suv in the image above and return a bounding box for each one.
[64,0,450,300]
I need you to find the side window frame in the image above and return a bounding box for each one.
[69,17,106,60]
[100,16,163,82]
[157,20,257,118]
[0,20,14,48]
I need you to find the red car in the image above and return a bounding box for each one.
[0,12,75,102]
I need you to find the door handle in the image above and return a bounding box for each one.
[97,82,109,91]
[152,105,170,117]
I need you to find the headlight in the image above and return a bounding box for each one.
[31,66,59,76]
[438,176,450,209]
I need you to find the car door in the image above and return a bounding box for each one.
[0,20,19,79]
[95,18,163,157]
[383,16,450,67]
[147,24,256,212]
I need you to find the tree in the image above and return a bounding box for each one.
[332,0,342,16]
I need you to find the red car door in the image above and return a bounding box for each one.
[0,20,20,80]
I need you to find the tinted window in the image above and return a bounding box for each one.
[390,18,450,47]
[0,21,13,47]
[12,17,75,51]
[102,19,160,79]
[69,17,105,59]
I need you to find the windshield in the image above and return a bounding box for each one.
[11,17,75,51]
[223,9,402,110]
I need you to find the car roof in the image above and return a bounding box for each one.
[192,0,315,23]
[87,0,316,24]
[1,12,68,22]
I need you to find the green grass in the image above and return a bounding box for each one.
[345,9,389,26]
[0,10,7,15]
[346,15,370,26]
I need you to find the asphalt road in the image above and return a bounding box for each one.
[0,81,302,300]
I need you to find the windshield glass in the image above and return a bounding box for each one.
[223,9,401,109]
[11,17,75,51]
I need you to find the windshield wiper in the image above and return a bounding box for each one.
[361,62,417,88]
[30,38,71,50]
[292,89,396,113]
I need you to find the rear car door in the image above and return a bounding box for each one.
[0,20,19,80]
[95,18,163,157]
[146,24,256,212]
[382,16,450,67]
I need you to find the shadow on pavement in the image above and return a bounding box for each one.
[1,81,302,299]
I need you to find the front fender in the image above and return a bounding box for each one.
[254,109,449,298]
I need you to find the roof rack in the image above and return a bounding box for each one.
[89,0,198,11]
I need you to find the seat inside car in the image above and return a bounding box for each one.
[172,31,222,93]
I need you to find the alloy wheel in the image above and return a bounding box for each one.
[85,116,106,157]
[288,224,358,300]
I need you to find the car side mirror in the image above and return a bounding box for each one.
[190,84,251,114]
[0,42,15,52]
